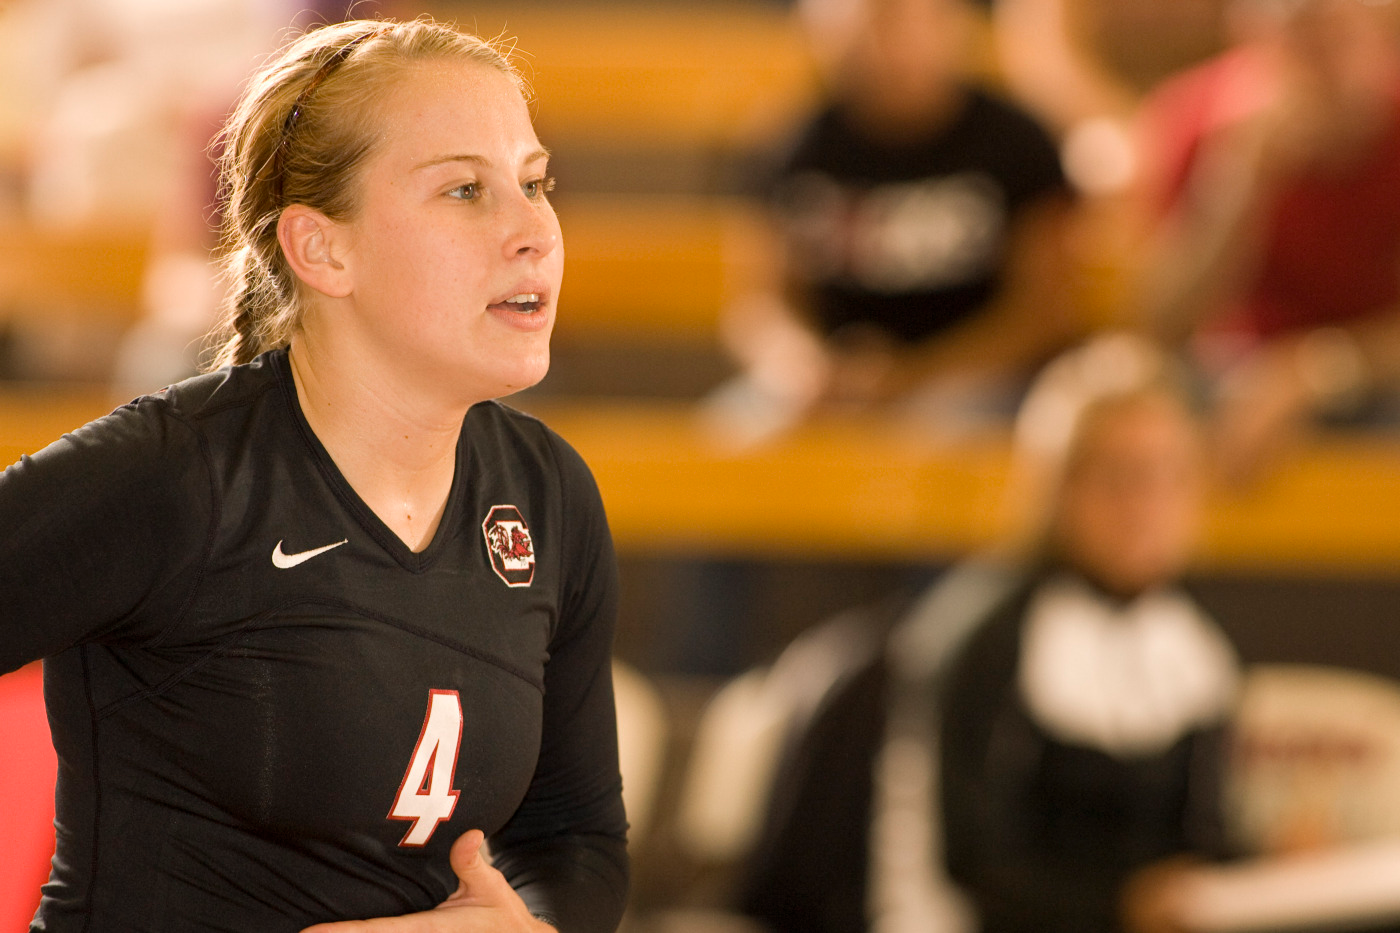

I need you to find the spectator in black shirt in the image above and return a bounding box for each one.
[707,0,1082,444]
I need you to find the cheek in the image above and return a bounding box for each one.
[352,216,416,285]
[1060,487,1156,555]
[1140,485,1201,552]
[1064,503,1126,562]
[378,227,493,302]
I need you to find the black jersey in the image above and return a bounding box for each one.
[0,349,628,933]
[772,85,1067,345]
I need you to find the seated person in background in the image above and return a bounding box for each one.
[707,0,1081,444]
[940,333,1240,933]
[1133,0,1400,483]
[734,335,1238,933]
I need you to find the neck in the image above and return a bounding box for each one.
[288,334,466,552]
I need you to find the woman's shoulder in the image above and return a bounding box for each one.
[146,351,284,424]
[0,376,234,596]
[466,402,612,561]
[938,564,1047,684]
[19,352,291,500]
[59,353,285,460]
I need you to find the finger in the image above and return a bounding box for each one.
[449,828,488,878]
[302,913,467,933]
[450,823,490,868]
[439,829,516,909]
[301,919,415,933]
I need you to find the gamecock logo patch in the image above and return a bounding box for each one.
[482,504,535,587]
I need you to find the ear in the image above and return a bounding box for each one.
[277,205,353,299]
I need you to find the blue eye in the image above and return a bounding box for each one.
[448,182,480,201]
[523,176,556,200]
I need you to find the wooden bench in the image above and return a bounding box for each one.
[535,401,1400,573]
[5,388,1399,573]
[428,2,820,150]
[553,194,769,341]
[0,224,148,323]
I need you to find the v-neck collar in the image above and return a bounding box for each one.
[270,348,468,573]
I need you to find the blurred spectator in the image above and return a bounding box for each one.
[985,0,1230,370]
[1133,0,1400,483]
[733,334,1241,933]
[704,0,1081,446]
[17,0,281,230]
[6,0,383,392]
[938,333,1239,933]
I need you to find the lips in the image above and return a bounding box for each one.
[488,286,549,314]
[485,284,553,334]
[490,293,541,313]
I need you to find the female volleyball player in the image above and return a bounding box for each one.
[0,18,627,933]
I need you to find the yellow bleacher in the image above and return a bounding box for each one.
[0,225,148,323]
[4,389,1399,574]
[448,3,820,149]
[553,194,770,341]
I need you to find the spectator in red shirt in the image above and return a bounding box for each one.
[1134,0,1400,482]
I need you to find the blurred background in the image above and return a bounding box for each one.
[4,0,1400,931]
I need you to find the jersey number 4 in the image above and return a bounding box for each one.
[389,689,463,847]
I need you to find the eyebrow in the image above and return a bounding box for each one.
[413,148,551,172]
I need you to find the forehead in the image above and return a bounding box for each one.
[1075,396,1197,460]
[368,59,538,163]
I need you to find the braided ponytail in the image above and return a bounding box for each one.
[206,246,281,369]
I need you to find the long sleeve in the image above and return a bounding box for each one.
[489,433,629,933]
[0,398,212,674]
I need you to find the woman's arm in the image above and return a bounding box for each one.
[488,435,629,932]
[0,398,210,672]
[1211,306,1400,484]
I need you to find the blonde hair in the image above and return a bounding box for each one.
[204,18,525,371]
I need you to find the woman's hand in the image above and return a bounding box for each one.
[300,830,557,933]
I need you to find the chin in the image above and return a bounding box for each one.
[494,357,551,399]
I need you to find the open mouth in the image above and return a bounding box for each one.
[490,293,543,314]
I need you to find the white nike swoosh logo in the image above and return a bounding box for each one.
[271,538,348,569]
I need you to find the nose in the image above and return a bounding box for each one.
[501,192,561,261]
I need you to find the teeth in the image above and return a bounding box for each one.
[505,293,540,304]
